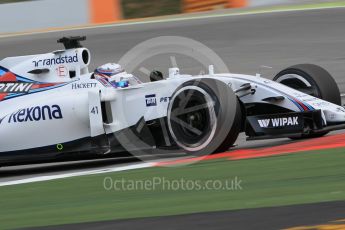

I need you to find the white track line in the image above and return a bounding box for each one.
[0,162,155,187]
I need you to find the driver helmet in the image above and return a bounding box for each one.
[94,63,129,88]
[94,63,124,78]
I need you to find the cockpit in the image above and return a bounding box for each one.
[92,63,142,89]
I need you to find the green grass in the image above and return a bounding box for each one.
[122,0,182,19]
[1,149,345,229]
[120,0,345,20]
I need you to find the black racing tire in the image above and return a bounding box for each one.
[274,64,341,105]
[274,64,341,139]
[167,78,242,156]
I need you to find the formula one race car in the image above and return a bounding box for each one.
[0,36,344,165]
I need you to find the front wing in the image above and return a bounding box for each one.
[245,110,345,140]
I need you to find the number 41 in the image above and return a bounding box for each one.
[91,106,99,114]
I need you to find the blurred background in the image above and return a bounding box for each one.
[0,0,343,34]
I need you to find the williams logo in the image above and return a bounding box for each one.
[33,54,78,67]
[0,105,63,124]
[0,82,33,93]
[258,116,299,128]
[145,94,157,107]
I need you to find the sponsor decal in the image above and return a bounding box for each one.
[337,107,345,113]
[33,54,78,67]
[96,76,112,87]
[1,105,63,124]
[56,143,64,151]
[0,71,68,101]
[302,97,318,102]
[328,113,336,120]
[0,82,33,93]
[145,94,157,107]
[311,101,329,107]
[56,65,68,77]
[71,82,97,90]
[258,119,270,128]
[0,115,6,124]
[160,97,171,103]
[258,116,299,128]
[293,93,309,98]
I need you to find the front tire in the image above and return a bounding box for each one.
[274,64,340,105]
[274,64,341,138]
[167,79,241,156]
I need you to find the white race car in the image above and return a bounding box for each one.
[0,36,344,166]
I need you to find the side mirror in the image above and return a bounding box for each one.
[150,70,163,82]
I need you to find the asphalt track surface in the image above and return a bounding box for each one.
[23,201,345,230]
[1,7,345,229]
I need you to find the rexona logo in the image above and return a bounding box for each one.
[258,116,299,128]
[33,54,78,67]
[145,94,157,107]
[0,82,33,93]
[1,105,63,124]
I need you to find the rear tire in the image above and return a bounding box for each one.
[167,79,241,156]
[274,64,341,139]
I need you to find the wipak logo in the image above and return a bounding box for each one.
[258,117,299,128]
[258,119,270,128]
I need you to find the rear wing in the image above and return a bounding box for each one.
[0,36,91,82]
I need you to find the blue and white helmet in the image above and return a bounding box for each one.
[94,63,124,78]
